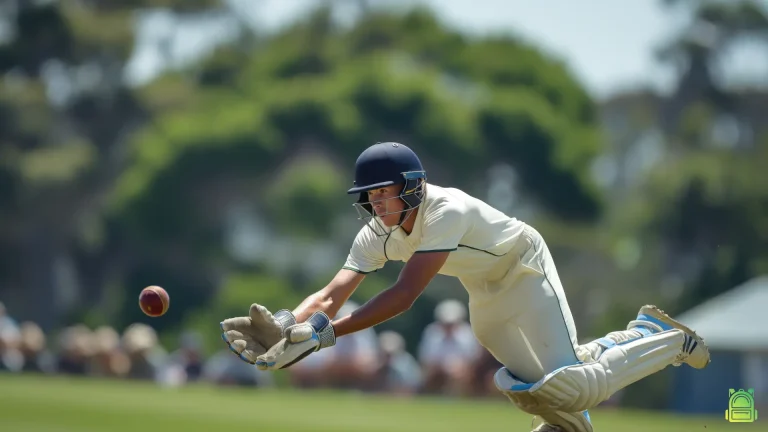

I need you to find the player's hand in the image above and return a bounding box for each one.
[255,311,336,370]
[220,304,296,364]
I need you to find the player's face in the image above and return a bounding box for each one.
[367,185,406,227]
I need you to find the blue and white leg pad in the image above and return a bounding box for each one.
[494,328,685,414]
[495,368,593,432]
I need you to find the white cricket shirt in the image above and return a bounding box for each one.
[343,184,527,286]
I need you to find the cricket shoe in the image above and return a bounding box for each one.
[530,410,592,432]
[627,304,710,369]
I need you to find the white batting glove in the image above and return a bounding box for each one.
[255,311,336,370]
[220,304,296,364]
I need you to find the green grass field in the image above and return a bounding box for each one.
[0,374,760,431]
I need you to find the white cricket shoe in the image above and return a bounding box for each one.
[628,304,710,369]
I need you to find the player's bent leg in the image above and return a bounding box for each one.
[528,329,686,413]
[485,227,710,428]
[470,225,582,384]
[495,304,710,414]
[476,226,594,431]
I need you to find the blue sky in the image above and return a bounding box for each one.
[402,0,685,98]
[126,0,768,100]
[233,0,687,98]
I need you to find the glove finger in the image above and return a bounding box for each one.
[221,330,245,344]
[220,317,251,332]
[239,348,259,364]
[256,338,317,370]
[285,325,314,343]
[248,304,282,336]
[219,323,237,350]
[227,339,247,355]
[249,303,275,324]
[255,339,285,369]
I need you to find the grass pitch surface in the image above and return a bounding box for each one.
[0,374,759,431]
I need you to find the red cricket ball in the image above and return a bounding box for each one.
[139,285,170,317]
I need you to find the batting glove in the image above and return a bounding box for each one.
[220,303,296,364]
[255,311,336,370]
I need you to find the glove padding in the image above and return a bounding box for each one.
[220,303,296,364]
[255,311,336,370]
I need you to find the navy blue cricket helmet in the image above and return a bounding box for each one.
[347,142,427,218]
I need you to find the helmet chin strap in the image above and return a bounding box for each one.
[397,209,407,225]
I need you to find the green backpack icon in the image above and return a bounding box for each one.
[726,389,757,423]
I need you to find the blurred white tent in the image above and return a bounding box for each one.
[670,276,768,414]
[676,276,768,350]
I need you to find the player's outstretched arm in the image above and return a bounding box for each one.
[219,268,364,365]
[254,251,449,370]
[291,268,366,323]
[333,251,450,337]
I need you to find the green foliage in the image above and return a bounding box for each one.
[18,139,97,185]
[637,144,768,309]
[0,0,233,330]
[479,88,602,219]
[264,157,347,238]
[88,5,605,334]
[181,271,303,355]
[217,272,302,316]
[105,10,606,284]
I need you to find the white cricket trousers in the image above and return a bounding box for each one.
[464,224,582,384]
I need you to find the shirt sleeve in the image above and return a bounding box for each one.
[415,199,467,253]
[342,227,386,274]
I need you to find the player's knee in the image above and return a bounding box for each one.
[493,367,533,392]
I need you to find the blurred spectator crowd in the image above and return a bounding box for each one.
[0,300,503,398]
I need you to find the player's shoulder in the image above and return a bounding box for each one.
[350,223,388,257]
[423,184,470,209]
[426,183,504,215]
[351,222,380,245]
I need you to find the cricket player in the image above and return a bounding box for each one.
[219,142,710,432]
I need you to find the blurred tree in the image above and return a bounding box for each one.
[584,0,768,409]
[107,5,605,341]
[646,0,768,311]
[601,0,768,315]
[0,1,608,351]
[115,6,604,225]
[657,0,768,135]
[0,0,232,330]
